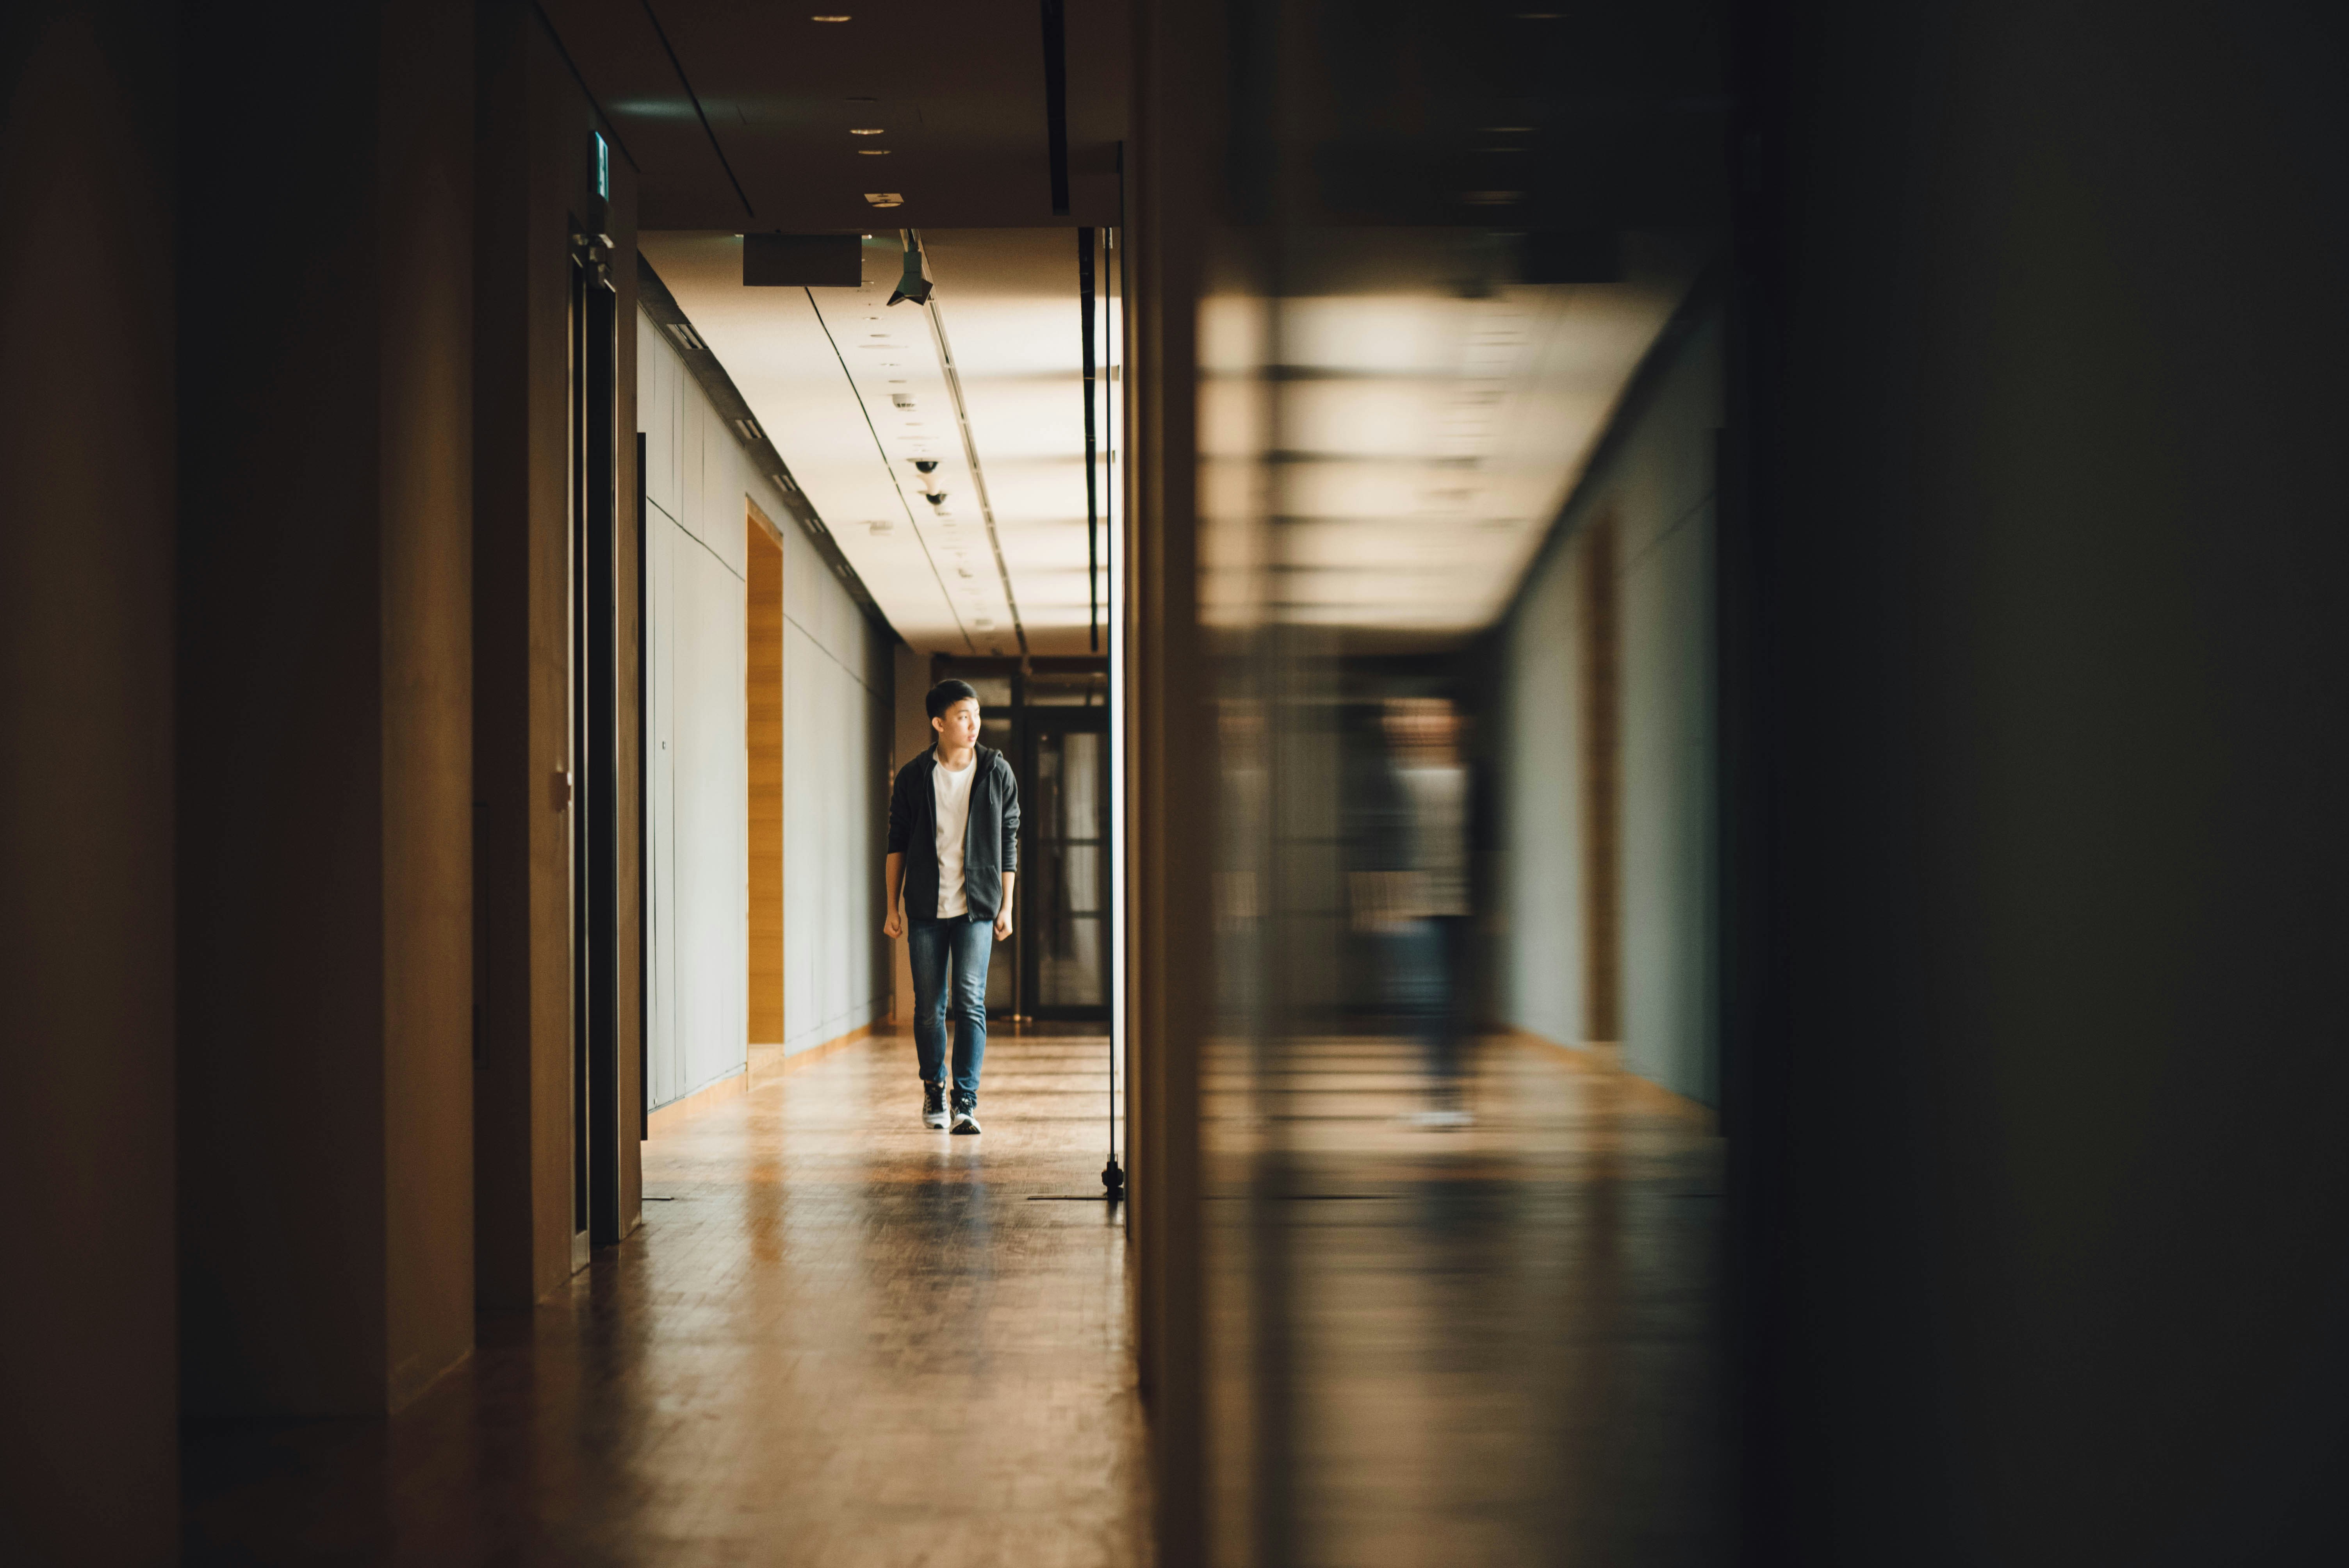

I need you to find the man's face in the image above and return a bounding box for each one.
[933,697,982,751]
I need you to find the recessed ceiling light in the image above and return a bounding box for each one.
[849,128,884,135]
[857,149,891,156]
[863,192,902,207]
[812,15,851,21]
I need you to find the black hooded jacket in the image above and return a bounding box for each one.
[887,745,1021,922]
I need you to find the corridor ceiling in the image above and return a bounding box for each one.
[1199,235,1701,642]
[584,0,1718,652]
[643,228,1112,657]
[540,0,1126,228]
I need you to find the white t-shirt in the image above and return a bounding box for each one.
[1399,764,1470,918]
[932,752,977,917]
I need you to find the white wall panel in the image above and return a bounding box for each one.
[1500,543,1587,1052]
[670,528,746,1099]
[1497,307,1721,1107]
[646,497,681,1107]
[639,313,678,523]
[1615,319,1722,1106]
[640,305,895,1106]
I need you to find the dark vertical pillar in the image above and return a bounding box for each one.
[1128,1,1217,1561]
[176,0,474,1417]
[0,4,180,1557]
[1733,0,2349,1559]
[474,0,643,1307]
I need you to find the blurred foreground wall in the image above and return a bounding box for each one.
[1735,0,2349,1559]
[0,4,178,1559]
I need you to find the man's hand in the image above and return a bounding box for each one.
[993,911,1014,943]
[882,852,905,940]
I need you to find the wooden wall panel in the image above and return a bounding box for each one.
[747,505,786,1045]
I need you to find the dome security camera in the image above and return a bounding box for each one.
[913,459,941,474]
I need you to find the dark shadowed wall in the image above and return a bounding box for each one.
[1732,2,2349,1561]
[176,0,476,1417]
[0,3,179,1559]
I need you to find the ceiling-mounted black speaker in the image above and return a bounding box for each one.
[744,233,864,287]
[1521,232,1624,285]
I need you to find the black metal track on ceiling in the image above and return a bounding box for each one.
[1040,0,1071,216]
[1079,227,1099,650]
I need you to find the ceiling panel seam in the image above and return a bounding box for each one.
[529,1,640,171]
[920,285,1030,655]
[804,287,975,652]
[784,613,889,703]
[636,0,755,218]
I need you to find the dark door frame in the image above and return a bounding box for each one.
[569,228,623,1262]
[1020,708,1113,1022]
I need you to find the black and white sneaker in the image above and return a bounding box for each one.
[950,1096,982,1135]
[921,1083,949,1130]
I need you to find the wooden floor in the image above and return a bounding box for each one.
[1201,1033,1730,1567]
[182,1026,1146,1567]
[182,1027,1725,1566]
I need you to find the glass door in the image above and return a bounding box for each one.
[1022,716,1111,1019]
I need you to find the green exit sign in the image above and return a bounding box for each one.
[595,132,609,200]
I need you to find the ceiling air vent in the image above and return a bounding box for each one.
[665,321,706,352]
[733,418,762,443]
[891,393,915,409]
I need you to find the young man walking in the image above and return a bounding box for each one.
[884,679,1020,1134]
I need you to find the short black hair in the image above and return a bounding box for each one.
[925,678,980,721]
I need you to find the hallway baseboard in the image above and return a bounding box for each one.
[1504,1028,1719,1131]
[649,1022,892,1138]
[644,1068,749,1137]
[747,1019,882,1090]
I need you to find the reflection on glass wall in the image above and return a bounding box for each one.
[1196,2,1734,1563]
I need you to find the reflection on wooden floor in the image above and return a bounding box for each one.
[1205,1033,1730,1568]
[182,1026,1145,1567]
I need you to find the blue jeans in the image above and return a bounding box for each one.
[909,916,992,1099]
[1383,915,1472,1089]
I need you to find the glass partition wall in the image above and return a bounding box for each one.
[1187,4,1736,1564]
[930,659,1111,1023]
